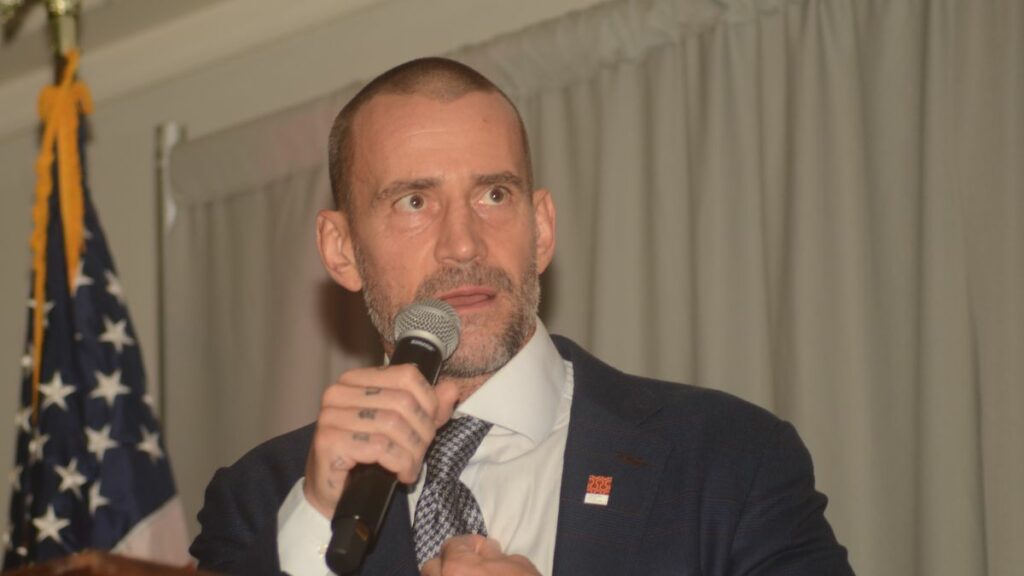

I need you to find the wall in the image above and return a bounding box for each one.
[0,0,607,540]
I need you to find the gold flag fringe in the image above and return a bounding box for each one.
[29,49,93,424]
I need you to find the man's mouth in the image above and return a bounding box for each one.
[436,287,498,311]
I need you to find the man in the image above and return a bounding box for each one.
[190,57,854,576]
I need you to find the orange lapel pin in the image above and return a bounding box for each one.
[584,474,613,506]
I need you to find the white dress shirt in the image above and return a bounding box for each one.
[278,320,574,576]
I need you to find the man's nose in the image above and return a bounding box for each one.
[435,201,486,265]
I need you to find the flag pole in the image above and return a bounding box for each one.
[154,122,186,424]
[46,0,82,84]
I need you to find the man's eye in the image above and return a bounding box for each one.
[482,186,510,206]
[396,194,425,212]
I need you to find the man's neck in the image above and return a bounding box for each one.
[441,322,539,403]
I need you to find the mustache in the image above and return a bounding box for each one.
[414,264,515,301]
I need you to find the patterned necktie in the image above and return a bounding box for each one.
[412,415,493,566]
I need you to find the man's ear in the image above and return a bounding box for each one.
[532,188,556,274]
[316,210,363,292]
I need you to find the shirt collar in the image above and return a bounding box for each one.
[454,319,566,445]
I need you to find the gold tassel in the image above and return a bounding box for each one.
[29,49,92,424]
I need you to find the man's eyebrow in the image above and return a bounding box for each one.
[474,171,525,189]
[373,177,440,203]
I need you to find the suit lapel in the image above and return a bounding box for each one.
[551,338,673,576]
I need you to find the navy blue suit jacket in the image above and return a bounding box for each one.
[191,336,854,575]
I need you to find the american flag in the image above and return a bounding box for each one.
[3,53,189,570]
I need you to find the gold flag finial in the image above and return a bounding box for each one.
[1,0,82,81]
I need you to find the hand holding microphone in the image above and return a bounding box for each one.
[301,300,462,574]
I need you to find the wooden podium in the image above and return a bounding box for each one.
[2,551,219,575]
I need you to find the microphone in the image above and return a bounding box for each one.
[325,299,461,575]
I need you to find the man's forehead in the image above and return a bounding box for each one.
[353,90,518,133]
[347,91,527,190]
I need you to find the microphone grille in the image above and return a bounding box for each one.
[393,299,461,360]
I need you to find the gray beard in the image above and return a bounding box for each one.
[355,247,540,379]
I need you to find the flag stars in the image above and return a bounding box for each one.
[104,270,125,305]
[20,347,33,376]
[137,427,165,463]
[99,316,135,354]
[33,505,70,545]
[91,369,130,408]
[85,424,118,462]
[27,299,55,328]
[28,431,49,464]
[14,406,32,434]
[39,372,76,412]
[8,464,22,492]
[54,458,88,499]
[89,481,111,515]
[72,259,94,293]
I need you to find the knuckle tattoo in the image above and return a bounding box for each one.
[353,432,371,442]
[364,387,382,396]
[358,408,377,420]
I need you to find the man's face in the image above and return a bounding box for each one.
[342,91,555,378]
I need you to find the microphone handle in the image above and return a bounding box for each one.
[325,334,444,575]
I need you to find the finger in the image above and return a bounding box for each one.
[476,537,504,559]
[333,364,440,419]
[439,534,488,560]
[324,368,440,434]
[432,380,461,427]
[313,425,424,484]
[317,402,431,458]
[304,423,424,517]
[420,557,441,576]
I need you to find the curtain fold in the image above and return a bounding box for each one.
[166,1,1023,574]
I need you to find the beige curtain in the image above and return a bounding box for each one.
[164,90,384,543]
[165,1,1023,574]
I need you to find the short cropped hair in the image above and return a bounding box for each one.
[327,57,533,212]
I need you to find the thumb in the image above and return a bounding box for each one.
[476,537,504,559]
[420,557,441,576]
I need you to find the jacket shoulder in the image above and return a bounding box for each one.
[551,334,782,437]
[190,424,314,573]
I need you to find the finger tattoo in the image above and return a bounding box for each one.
[364,387,382,396]
[353,432,371,442]
[414,405,429,421]
[358,408,377,420]
[330,456,347,471]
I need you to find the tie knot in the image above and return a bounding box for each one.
[424,416,491,484]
